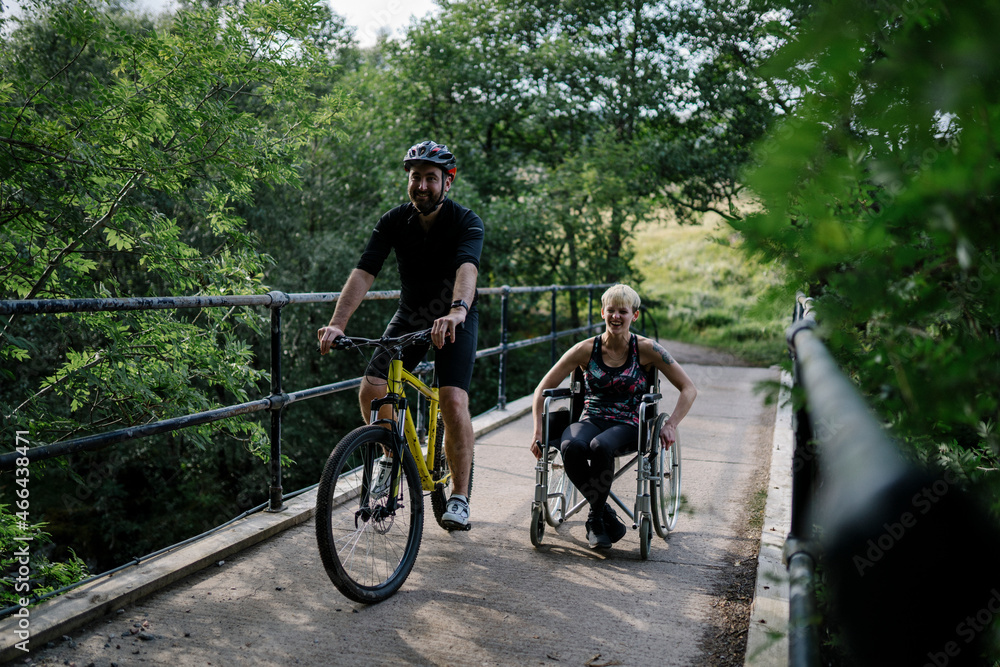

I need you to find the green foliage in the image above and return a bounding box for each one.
[0,504,89,607]
[662,0,808,224]
[0,0,353,575]
[739,0,1000,487]
[1,0,352,446]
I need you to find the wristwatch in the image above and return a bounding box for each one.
[450,299,469,312]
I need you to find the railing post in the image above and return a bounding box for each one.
[787,351,819,667]
[267,291,290,512]
[786,546,819,667]
[785,298,820,666]
[790,374,815,539]
[788,297,817,540]
[550,286,558,366]
[497,285,510,410]
[587,286,594,332]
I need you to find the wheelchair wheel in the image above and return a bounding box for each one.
[529,504,546,547]
[545,447,574,526]
[315,426,423,603]
[429,415,475,531]
[639,514,652,560]
[651,414,682,538]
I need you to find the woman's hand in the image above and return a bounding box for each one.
[530,437,543,460]
[659,420,678,449]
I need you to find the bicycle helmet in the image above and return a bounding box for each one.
[403,140,457,179]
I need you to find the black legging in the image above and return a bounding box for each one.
[559,418,638,515]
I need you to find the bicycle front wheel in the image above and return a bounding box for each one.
[315,425,424,603]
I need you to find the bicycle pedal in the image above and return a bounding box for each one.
[444,521,472,532]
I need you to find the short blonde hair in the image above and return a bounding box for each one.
[601,284,641,311]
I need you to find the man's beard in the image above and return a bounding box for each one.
[415,198,438,215]
[411,190,441,215]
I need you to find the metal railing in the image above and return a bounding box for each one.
[0,284,624,499]
[785,293,1000,666]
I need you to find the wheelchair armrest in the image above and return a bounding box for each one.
[542,388,573,398]
[641,393,661,404]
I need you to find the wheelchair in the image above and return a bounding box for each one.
[529,366,682,558]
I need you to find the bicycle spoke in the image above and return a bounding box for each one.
[316,426,423,603]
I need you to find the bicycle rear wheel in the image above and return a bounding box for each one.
[315,425,423,603]
[429,415,475,530]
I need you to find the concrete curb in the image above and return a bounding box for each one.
[0,396,535,663]
[744,370,793,666]
[469,392,535,439]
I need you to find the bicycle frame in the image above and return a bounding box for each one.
[375,358,449,494]
[316,329,463,603]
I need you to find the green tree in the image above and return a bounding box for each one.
[741,0,1000,481]
[388,0,788,299]
[661,0,807,223]
[1,0,351,448]
[382,0,665,320]
[0,0,353,573]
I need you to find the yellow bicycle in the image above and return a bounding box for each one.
[314,329,473,603]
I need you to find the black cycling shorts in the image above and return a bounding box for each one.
[366,306,479,392]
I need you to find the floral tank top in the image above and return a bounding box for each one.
[582,334,648,427]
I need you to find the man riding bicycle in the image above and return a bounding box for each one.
[317,140,484,530]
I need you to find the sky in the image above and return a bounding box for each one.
[126,0,440,47]
[3,1,437,47]
[328,0,438,47]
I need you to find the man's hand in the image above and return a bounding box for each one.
[317,325,346,355]
[431,310,465,349]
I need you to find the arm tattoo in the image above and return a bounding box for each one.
[652,342,676,365]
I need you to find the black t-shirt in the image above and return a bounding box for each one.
[356,199,485,312]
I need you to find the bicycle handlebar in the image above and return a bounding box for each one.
[330,328,433,353]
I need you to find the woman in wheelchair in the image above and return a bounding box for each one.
[529,284,697,549]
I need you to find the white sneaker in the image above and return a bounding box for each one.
[441,495,470,530]
[370,456,394,498]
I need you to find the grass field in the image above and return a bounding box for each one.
[633,214,790,367]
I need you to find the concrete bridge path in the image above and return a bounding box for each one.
[18,360,780,667]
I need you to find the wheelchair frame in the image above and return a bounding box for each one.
[530,366,682,558]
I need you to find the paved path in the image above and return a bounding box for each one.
[17,363,779,667]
